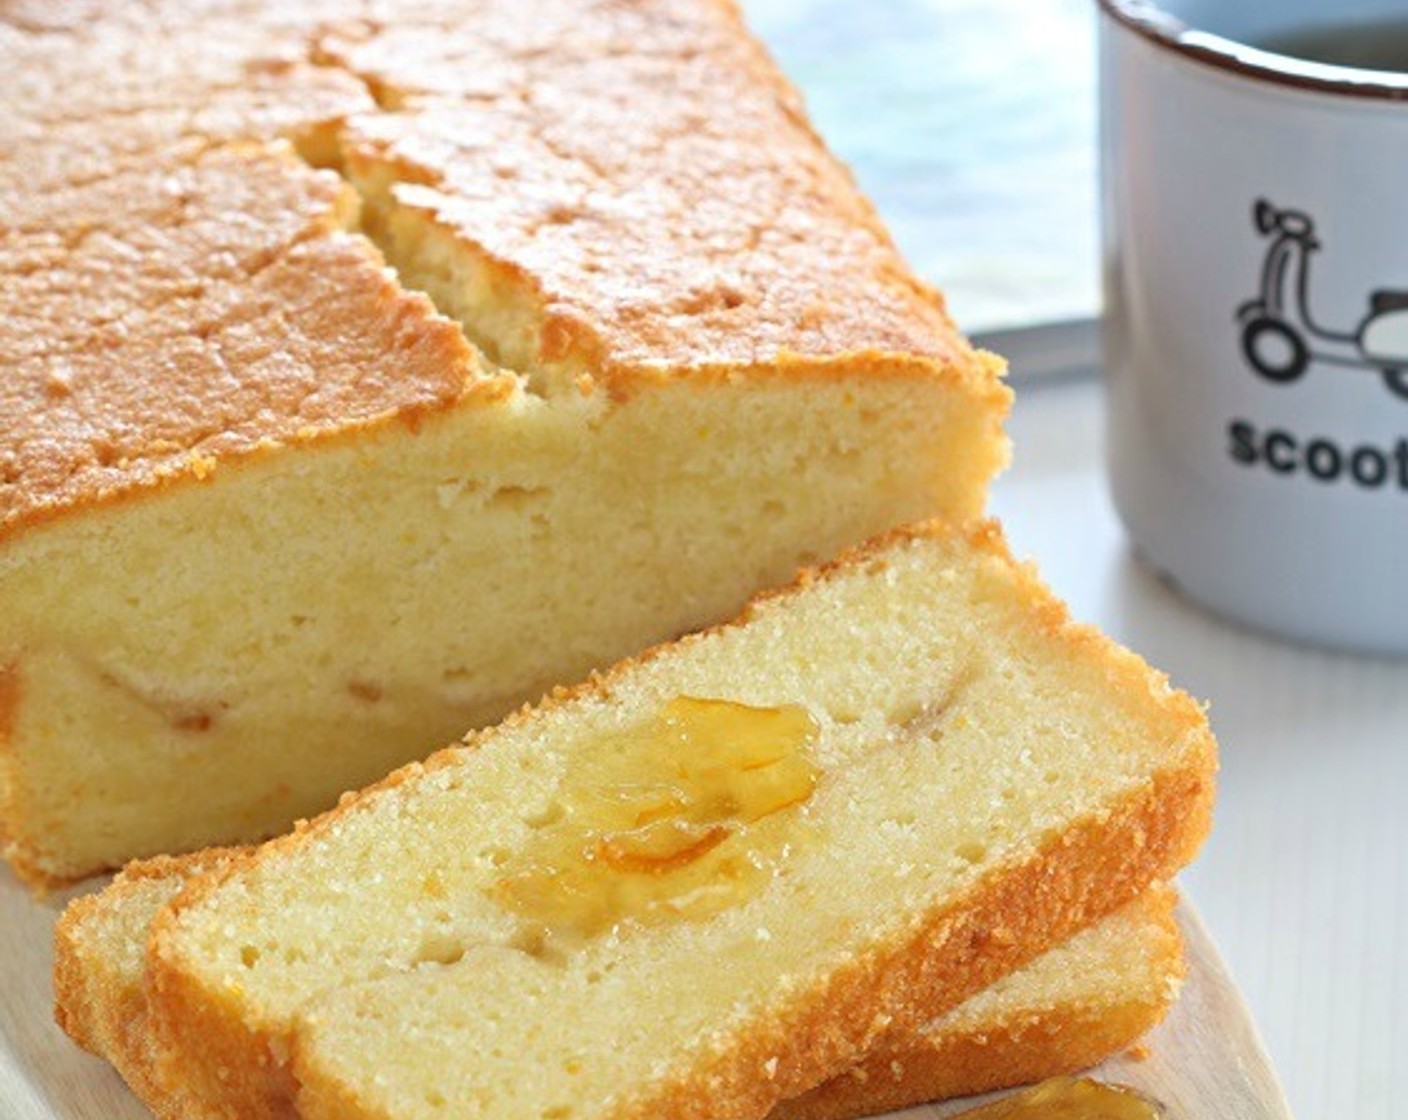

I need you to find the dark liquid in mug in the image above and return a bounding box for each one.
[1260,18,1408,73]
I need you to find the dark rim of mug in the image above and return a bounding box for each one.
[1098,0,1408,101]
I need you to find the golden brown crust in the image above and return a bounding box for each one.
[0,662,16,748]
[0,659,32,885]
[769,890,1185,1120]
[1,1,413,540]
[50,915,103,1054]
[0,133,489,543]
[0,662,16,834]
[53,848,246,1120]
[0,3,373,145]
[1,0,998,543]
[54,850,241,1045]
[325,0,976,377]
[148,936,302,1120]
[775,997,1170,1120]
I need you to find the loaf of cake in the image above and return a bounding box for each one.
[0,0,1009,887]
[65,522,1212,1120]
[55,852,1181,1120]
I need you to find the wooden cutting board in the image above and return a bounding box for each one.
[0,873,1291,1119]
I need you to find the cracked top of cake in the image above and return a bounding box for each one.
[0,0,990,538]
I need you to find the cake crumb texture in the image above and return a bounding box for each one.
[123,522,1213,1120]
[0,0,1008,884]
[55,848,1185,1120]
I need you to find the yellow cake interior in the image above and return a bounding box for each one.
[143,526,1211,1120]
[0,0,1008,886]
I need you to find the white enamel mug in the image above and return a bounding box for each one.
[1100,0,1408,654]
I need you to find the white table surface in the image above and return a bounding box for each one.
[989,376,1408,1120]
[746,0,1099,337]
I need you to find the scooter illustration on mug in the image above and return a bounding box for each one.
[1237,198,1408,399]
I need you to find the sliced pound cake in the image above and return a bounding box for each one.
[774,887,1183,1120]
[56,849,1183,1120]
[99,522,1212,1120]
[0,0,1009,887]
[55,849,245,1112]
[56,855,1181,1120]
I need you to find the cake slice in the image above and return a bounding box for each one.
[1,0,1008,888]
[55,849,245,1113]
[111,522,1213,1120]
[774,887,1183,1120]
[55,854,1181,1120]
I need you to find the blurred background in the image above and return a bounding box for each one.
[748,0,1100,376]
